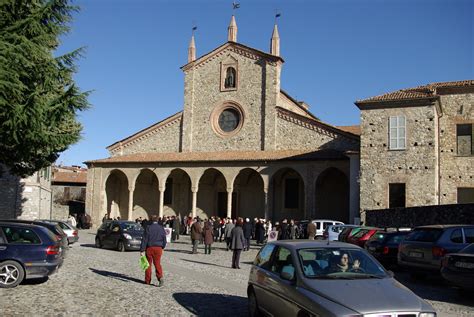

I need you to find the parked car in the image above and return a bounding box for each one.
[398,224,474,276]
[95,220,144,251]
[37,220,78,245]
[323,224,358,241]
[347,227,380,247]
[311,219,344,239]
[338,226,364,242]
[0,219,68,258]
[0,221,64,288]
[247,240,436,317]
[365,230,410,267]
[441,243,474,291]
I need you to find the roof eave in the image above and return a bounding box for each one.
[355,96,439,110]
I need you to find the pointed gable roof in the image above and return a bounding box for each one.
[181,41,284,72]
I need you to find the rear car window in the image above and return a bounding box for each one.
[464,228,474,243]
[353,229,370,239]
[405,228,443,242]
[2,226,41,244]
[450,229,463,243]
[386,233,407,244]
[369,232,386,242]
[323,222,332,229]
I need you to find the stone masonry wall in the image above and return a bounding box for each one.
[438,93,474,204]
[366,203,474,228]
[360,104,439,215]
[182,47,279,152]
[113,117,182,156]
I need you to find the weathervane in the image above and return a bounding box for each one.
[275,9,281,23]
[192,20,197,35]
[232,1,240,11]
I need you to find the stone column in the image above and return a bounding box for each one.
[227,187,233,219]
[191,187,198,219]
[128,185,134,221]
[304,173,315,220]
[159,185,165,218]
[263,188,269,220]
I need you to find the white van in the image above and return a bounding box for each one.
[311,219,344,239]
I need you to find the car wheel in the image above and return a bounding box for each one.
[117,240,125,252]
[248,289,262,317]
[0,260,25,288]
[95,237,102,248]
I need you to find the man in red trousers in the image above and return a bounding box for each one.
[140,214,167,287]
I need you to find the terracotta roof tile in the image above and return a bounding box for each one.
[85,149,347,165]
[336,125,361,136]
[356,80,474,104]
[52,171,87,184]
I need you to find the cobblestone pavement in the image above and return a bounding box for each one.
[1,230,473,316]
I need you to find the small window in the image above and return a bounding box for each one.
[284,178,299,209]
[111,225,120,232]
[456,124,473,156]
[457,188,474,204]
[450,229,463,243]
[389,116,406,150]
[389,183,406,208]
[316,222,321,230]
[323,222,333,229]
[164,179,173,205]
[254,243,276,269]
[270,247,294,277]
[464,228,474,243]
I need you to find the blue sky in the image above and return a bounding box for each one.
[57,0,473,167]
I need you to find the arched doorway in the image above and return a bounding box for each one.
[197,168,226,219]
[315,167,349,223]
[164,169,192,219]
[133,169,159,220]
[233,168,264,220]
[105,170,129,220]
[271,168,305,222]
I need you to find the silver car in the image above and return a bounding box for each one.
[37,220,79,245]
[248,240,436,317]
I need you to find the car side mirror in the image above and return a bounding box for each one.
[387,270,395,278]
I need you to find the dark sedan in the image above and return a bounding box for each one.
[248,240,436,317]
[0,222,63,288]
[441,243,474,291]
[365,230,410,267]
[95,220,144,251]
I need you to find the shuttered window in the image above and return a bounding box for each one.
[389,116,406,150]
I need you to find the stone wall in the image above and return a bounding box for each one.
[359,104,439,214]
[438,93,474,204]
[366,203,474,228]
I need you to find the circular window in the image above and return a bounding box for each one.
[218,108,240,132]
[211,102,245,137]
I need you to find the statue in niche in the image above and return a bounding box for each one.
[224,67,236,88]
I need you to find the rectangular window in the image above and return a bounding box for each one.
[389,116,406,150]
[457,188,474,204]
[164,179,173,205]
[457,124,473,156]
[284,178,299,209]
[389,183,405,208]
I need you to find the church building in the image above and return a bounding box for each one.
[85,17,360,227]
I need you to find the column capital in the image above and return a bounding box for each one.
[191,186,198,193]
[128,185,135,192]
[226,187,234,193]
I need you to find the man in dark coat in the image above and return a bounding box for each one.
[230,218,246,269]
[190,218,202,254]
[255,219,265,244]
[242,218,253,251]
[140,215,167,287]
[278,219,289,240]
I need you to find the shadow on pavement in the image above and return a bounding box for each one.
[394,271,474,307]
[181,258,230,269]
[89,268,144,284]
[80,244,97,248]
[173,292,248,316]
[21,277,49,285]
[164,248,193,254]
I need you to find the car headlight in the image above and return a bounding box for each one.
[123,233,132,240]
[419,313,436,317]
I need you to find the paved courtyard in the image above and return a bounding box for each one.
[1,230,473,316]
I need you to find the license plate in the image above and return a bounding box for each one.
[454,261,474,269]
[409,251,423,258]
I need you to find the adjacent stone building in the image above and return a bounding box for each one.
[85,17,361,228]
[51,165,87,220]
[0,164,52,220]
[356,80,474,222]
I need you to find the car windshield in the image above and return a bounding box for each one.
[298,247,387,279]
[120,222,143,232]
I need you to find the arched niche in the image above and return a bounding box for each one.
[315,167,349,223]
[105,169,129,220]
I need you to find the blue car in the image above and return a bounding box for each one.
[0,222,64,288]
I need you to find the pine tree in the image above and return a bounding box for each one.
[0,0,89,177]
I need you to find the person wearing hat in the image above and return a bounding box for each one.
[242,217,253,251]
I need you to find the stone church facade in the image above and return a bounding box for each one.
[85,17,360,227]
[356,80,474,222]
